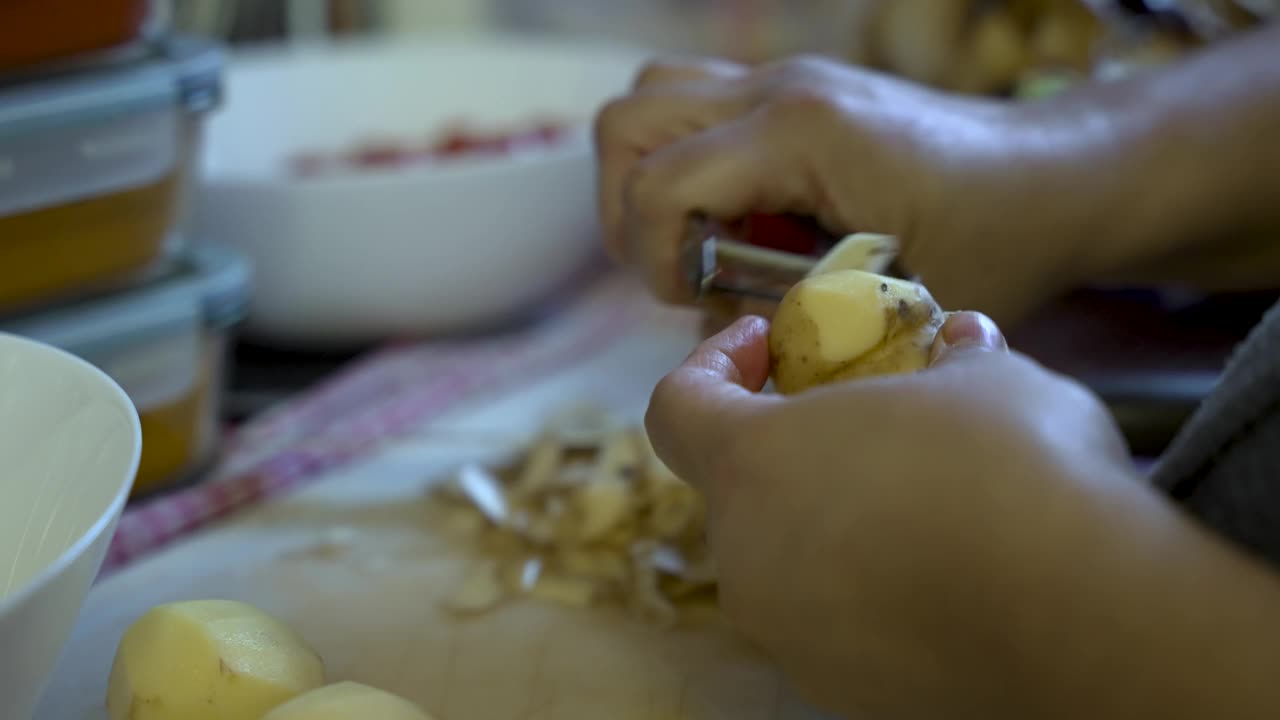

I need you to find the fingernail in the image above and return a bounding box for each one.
[941,312,1006,350]
[930,312,1007,366]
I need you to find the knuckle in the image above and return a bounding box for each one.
[758,85,841,136]
[775,84,840,117]
[593,96,631,141]
[622,156,666,214]
[778,54,831,79]
[633,59,681,88]
[761,54,833,88]
[753,54,844,128]
[635,57,742,88]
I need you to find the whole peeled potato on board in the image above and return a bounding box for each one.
[107,599,325,720]
[769,270,945,394]
[263,682,435,720]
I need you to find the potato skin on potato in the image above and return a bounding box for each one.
[769,270,944,394]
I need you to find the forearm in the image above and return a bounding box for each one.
[1018,25,1280,290]
[978,459,1280,719]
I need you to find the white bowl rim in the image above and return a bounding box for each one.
[0,332,142,617]
[223,29,657,70]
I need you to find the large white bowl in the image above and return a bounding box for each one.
[0,333,141,720]
[193,34,650,346]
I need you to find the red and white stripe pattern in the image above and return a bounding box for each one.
[103,274,658,574]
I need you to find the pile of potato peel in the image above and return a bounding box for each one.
[430,406,715,626]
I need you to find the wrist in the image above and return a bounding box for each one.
[998,87,1189,285]
[1006,48,1280,291]
[992,457,1280,719]
[904,97,1125,322]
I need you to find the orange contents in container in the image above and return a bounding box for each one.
[131,334,224,497]
[133,376,205,496]
[0,174,179,313]
[0,0,149,71]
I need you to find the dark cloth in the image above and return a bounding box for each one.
[1151,300,1280,564]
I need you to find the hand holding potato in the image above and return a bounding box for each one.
[645,315,1280,719]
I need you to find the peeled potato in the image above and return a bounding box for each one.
[263,682,434,720]
[107,599,325,720]
[769,269,944,394]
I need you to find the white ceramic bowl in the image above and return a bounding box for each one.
[193,34,650,347]
[0,333,141,720]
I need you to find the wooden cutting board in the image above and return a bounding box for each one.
[37,321,833,720]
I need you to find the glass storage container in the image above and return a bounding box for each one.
[1,243,251,498]
[0,36,223,314]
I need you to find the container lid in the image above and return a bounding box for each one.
[0,34,224,139]
[0,242,252,359]
[0,35,224,217]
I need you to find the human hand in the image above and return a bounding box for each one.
[646,313,1280,719]
[595,55,1134,326]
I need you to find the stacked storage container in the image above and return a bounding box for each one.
[0,1,251,498]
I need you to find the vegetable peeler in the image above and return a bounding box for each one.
[685,213,901,303]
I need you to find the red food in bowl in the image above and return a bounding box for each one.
[289,121,571,177]
[348,141,420,169]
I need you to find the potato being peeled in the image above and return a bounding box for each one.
[107,599,325,720]
[263,682,434,720]
[769,270,944,394]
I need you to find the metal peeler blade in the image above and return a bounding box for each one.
[685,214,823,304]
[685,214,902,304]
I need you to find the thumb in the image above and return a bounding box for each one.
[928,312,1008,367]
[646,315,779,490]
